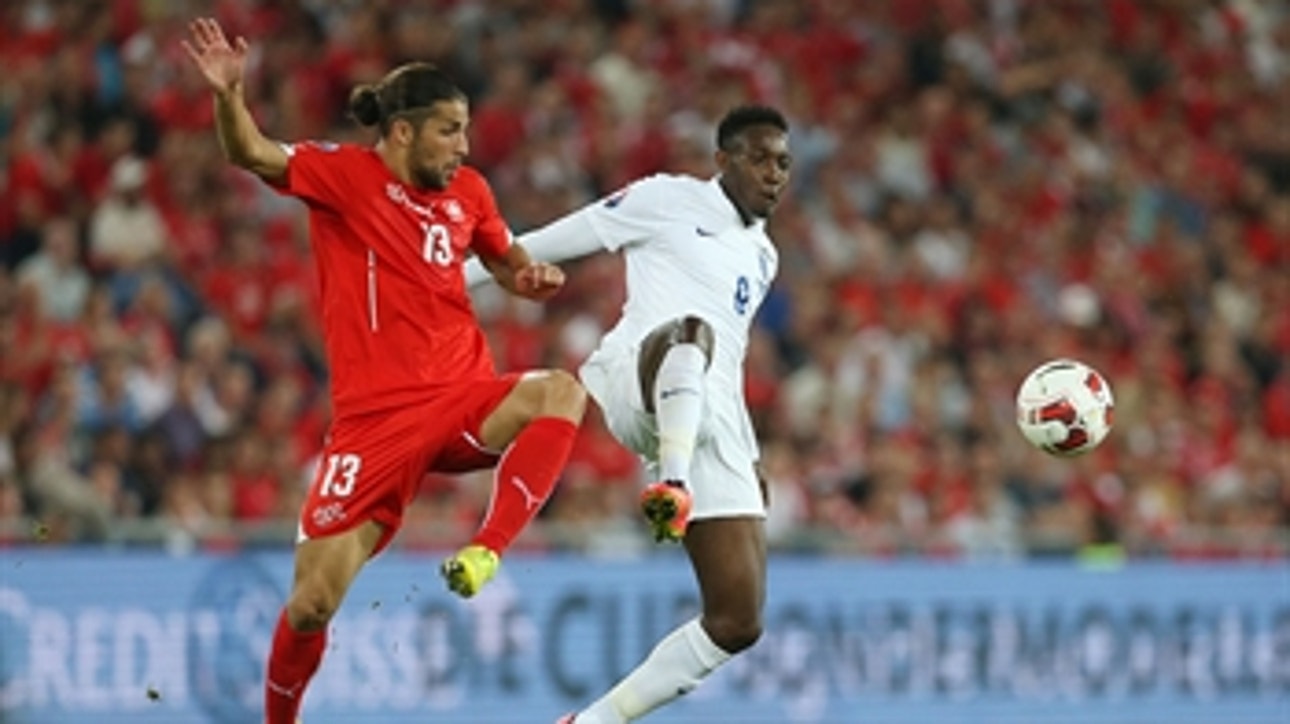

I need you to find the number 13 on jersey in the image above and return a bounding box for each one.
[319,453,362,497]
[422,222,452,266]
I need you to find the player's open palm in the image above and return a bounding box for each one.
[182,18,249,95]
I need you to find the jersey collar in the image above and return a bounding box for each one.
[709,175,763,230]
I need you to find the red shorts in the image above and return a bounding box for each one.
[298,374,521,555]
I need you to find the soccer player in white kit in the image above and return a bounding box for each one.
[465,106,791,723]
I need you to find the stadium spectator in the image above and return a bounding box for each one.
[88,155,166,272]
[14,217,92,323]
[0,0,1284,559]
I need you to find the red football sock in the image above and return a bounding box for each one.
[264,609,327,724]
[473,417,578,554]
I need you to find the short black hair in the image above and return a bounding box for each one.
[716,105,789,152]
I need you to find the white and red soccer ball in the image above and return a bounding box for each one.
[1015,359,1115,457]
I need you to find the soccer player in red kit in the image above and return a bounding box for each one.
[183,18,587,724]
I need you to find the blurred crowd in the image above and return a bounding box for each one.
[1,0,1287,558]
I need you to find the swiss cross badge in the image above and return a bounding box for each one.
[442,199,464,222]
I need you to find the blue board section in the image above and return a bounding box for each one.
[0,550,1287,723]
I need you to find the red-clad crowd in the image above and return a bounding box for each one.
[1,0,1286,558]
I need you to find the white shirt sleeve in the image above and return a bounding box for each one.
[462,256,493,287]
[526,174,677,256]
[462,175,675,289]
[580,174,674,252]
[461,211,604,289]
[517,210,607,261]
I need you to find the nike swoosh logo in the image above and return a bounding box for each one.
[695,227,716,237]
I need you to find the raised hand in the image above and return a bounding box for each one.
[181,18,249,95]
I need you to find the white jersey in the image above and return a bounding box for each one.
[575,173,778,469]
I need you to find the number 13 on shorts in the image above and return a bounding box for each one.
[319,453,362,497]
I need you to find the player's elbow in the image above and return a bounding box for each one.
[246,150,288,181]
[220,144,260,174]
[247,158,287,183]
[222,137,287,180]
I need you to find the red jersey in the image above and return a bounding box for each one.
[272,142,511,415]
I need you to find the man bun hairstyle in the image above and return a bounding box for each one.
[716,105,789,152]
[347,62,466,133]
[348,85,383,126]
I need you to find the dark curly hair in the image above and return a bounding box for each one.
[716,105,789,152]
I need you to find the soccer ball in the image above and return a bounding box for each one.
[1015,359,1115,456]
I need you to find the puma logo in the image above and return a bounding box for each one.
[266,679,303,699]
[311,502,346,528]
[511,476,542,511]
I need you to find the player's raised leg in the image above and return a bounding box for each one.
[569,516,765,723]
[441,369,586,597]
[265,520,384,724]
[636,316,713,541]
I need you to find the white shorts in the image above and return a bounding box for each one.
[579,348,766,521]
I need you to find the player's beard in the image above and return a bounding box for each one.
[408,143,457,190]
[411,164,449,191]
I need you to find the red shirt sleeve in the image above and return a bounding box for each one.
[459,167,512,259]
[271,141,355,209]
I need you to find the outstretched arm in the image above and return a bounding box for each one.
[476,244,566,301]
[182,18,288,181]
[464,210,605,288]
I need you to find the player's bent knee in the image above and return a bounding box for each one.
[285,584,343,632]
[678,314,712,334]
[677,315,715,346]
[703,613,762,654]
[533,369,586,419]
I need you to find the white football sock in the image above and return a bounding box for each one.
[652,343,707,482]
[576,618,731,723]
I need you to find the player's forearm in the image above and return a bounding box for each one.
[463,210,604,289]
[462,247,526,292]
[478,251,524,294]
[213,87,286,179]
[515,211,605,265]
